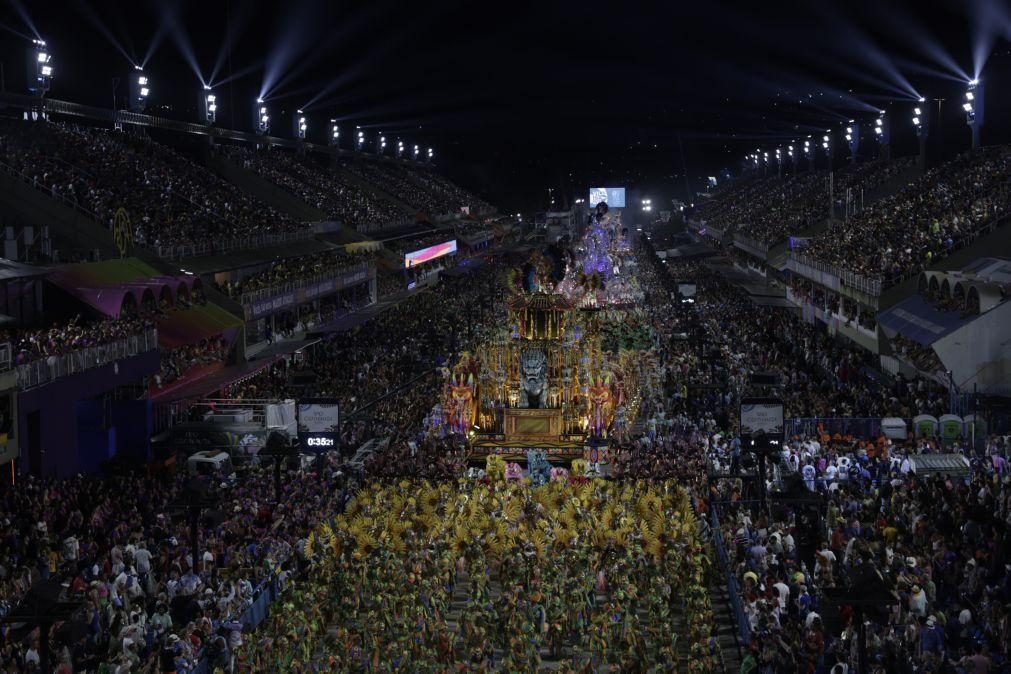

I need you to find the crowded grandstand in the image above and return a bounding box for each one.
[0,2,1010,674]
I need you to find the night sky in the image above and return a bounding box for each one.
[3,0,1011,211]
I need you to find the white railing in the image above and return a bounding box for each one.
[732,233,770,258]
[14,328,158,389]
[235,262,373,305]
[788,251,883,297]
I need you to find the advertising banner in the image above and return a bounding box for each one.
[405,240,458,268]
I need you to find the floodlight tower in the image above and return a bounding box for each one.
[874,110,889,160]
[821,130,834,167]
[27,39,53,96]
[329,119,340,148]
[254,99,270,135]
[803,137,813,171]
[844,121,859,164]
[128,67,150,112]
[913,98,928,173]
[964,79,983,150]
[200,86,217,125]
[788,143,798,172]
[413,144,420,161]
[775,147,783,178]
[294,110,307,140]
[396,139,405,158]
[375,134,387,155]
[356,127,365,152]
[427,147,434,164]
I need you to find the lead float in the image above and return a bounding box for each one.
[437,202,658,474]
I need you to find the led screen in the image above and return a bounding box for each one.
[588,187,626,208]
[404,239,458,268]
[297,399,340,450]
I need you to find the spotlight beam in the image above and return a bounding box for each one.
[73,0,138,67]
[7,0,39,39]
[140,21,169,70]
[159,3,208,86]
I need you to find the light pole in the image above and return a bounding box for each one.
[913,99,928,173]
[964,79,983,150]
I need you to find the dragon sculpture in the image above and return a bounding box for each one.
[518,349,549,409]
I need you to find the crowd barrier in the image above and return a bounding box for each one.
[708,503,751,649]
[785,416,886,440]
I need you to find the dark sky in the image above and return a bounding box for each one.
[3,0,1010,211]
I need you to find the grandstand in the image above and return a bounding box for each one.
[2,6,1011,674]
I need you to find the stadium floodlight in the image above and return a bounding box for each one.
[200,87,217,125]
[396,139,405,157]
[356,126,365,150]
[329,119,340,147]
[128,70,150,112]
[427,147,433,163]
[255,101,270,135]
[413,144,419,159]
[28,38,53,96]
[294,110,307,140]
[965,79,983,148]
[918,96,926,102]
[376,134,386,154]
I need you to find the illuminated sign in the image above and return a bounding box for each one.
[404,239,457,268]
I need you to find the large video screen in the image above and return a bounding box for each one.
[404,239,457,268]
[588,187,626,208]
[740,397,784,437]
[297,399,340,450]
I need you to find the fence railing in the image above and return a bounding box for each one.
[0,343,10,373]
[732,232,770,258]
[709,503,751,649]
[14,328,158,389]
[155,229,317,260]
[788,251,883,297]
[236,262,372,305]
[0,157,102,225]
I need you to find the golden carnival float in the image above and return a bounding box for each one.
[440,203,655,465]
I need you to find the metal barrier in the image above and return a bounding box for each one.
[14,328,158,389]
[732,232,770,260]
[0,343,10,372]
[237,262,372,305]
[785,416,890,439]
[155,229,317,260]
[709,504,751,649]
[788,252,883,296]
[0,157,102,225]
